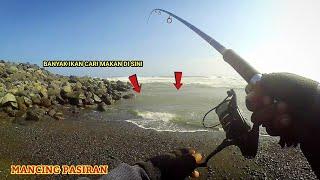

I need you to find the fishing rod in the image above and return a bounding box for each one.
[149,9,262,84]
[149,8,261,167]
[150,8,320,170]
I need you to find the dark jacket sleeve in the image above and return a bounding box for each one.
[99,163,150,180]
[78,163,150,180]
[300,97,320,178]
[301,142,320,178]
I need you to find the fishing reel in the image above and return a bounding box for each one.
[200,89,259,167]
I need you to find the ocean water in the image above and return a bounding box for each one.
[105,76,254,133]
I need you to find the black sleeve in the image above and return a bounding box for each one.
[301,142,320,178]
[96,163,150,180]
[300,93,320,178]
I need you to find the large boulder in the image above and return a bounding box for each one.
[1,93,18,108]
[26,107,45,121]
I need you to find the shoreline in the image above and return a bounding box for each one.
[0,108,316,179]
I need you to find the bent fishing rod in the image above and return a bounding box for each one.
[149,8,261,166]
[149,9,261,84]
[149,9,320,167]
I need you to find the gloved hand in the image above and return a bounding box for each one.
[245,72,319,147]
[136,148,203,180]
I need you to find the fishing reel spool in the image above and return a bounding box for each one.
[200,89,259,167]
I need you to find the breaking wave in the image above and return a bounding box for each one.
[109,76,246,88]
[125,111,208,132]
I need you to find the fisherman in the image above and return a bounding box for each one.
[79,73,320,179]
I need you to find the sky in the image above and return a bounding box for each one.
[0,0,319,81]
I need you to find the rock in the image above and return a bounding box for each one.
[23,97,33,107]
[35,69,46,77]
[112,91,122,101]
[7,66,18,74]
[65,91,85,106]
[26,107,45,121]
[93,94,102,103]
[4,106,17,117]
[13,110,26,117]
[56,95,67,104]
[66,91,86,99]
[75,82,82,89]
[95,89,106,97]
[68,98,80,106]
[47,87,60,96]
[40,98,51,107]
[48,109,56,117]
[84,98,95,105]
[8,88,19,95]
[77,99,83,107]
[16,96,27,111]
[123,93,135,99]
[0,72,8,78]
[97,102,107,112]
[85,91,93,98]
[68,75,78,83]
[0,60,132,118]
[103,79,110,85]
[116,86,127,91]
[62,84,72,94]
[0,83,6,92]
[53,112,64,120]
[31,95,41,105]
[116,80,125,86]
[39,88,48,98]
[1,93,18,108]
[1,93,16,104]
[101,94,114,105]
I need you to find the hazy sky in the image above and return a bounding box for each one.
[0,0,319,81]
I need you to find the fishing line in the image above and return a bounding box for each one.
[202,93,232,128]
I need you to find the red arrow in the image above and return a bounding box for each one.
[129,74,141,93]
[173,72,183,90]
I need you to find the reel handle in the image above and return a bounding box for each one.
[198,139,235,167]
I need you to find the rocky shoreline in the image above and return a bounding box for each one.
[0,60,134,122]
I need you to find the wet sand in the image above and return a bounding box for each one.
[0,108,317,180]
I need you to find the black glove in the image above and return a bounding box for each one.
[136,148,201,180]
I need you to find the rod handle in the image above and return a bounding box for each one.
[223,49,260,84]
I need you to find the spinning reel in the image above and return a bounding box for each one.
[200,89,259,167]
